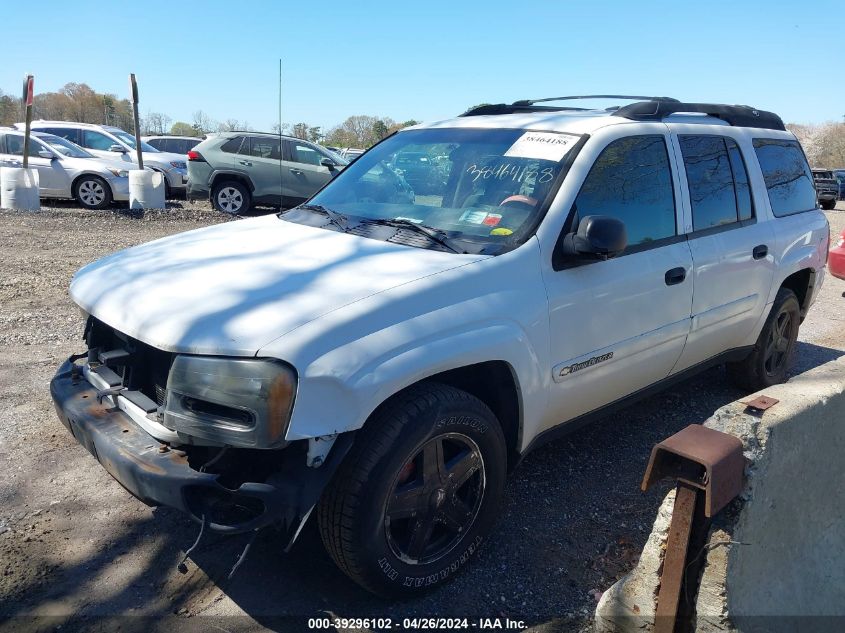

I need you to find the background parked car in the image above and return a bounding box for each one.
[812,169,838,210]
[834,169,845,200]
[829,228,845,280]
[18,121,188,198]
[142,135,204,155]
[0,128,131,209]
[187,132,347,214]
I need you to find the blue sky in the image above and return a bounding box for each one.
[3,0,843,131]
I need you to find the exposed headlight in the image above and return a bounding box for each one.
[170,161,187,170]
[164,356,296,448]
[107,168,129,178]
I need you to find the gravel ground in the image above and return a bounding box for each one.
[1,200,843,632]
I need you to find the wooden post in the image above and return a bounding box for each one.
[21,75,34,170]
[129,74,143,170]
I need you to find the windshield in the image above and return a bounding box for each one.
[35,133,93,158]
[307,128,580,253]
[110,130,159,153]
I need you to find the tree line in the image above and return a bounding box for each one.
[4,82,843,163]
[0,82,418,149]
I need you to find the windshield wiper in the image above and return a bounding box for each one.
[296,204,350,231]
[365,218,464,254]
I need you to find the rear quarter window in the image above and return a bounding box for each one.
[753,139,816,217]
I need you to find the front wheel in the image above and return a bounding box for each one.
[727,287,800,391]
[74,176,112,210]
[317,383,507,597]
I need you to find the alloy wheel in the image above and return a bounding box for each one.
[384,433,485,565]
[764,309,793,375]
[217,187,244,214]
[78,180,105,207]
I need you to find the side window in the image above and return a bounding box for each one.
[44,128,79,144]
[726,138,753,221]
[219,136,245,154]
[147,138,163,150]
[3,134,42,157]
[186,139,200,152]
[248,136,281,159]
[752,139,816,217]
[290,142,324,166]
[679,136,738,231]
[83,130,117,151]
[573,135,676,247]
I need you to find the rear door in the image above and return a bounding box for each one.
[542,131,694,429]
[241,136,286,206]
[668,128,775,373]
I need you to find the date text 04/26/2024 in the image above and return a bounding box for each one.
[307,617,527,630]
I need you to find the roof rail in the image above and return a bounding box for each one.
[614,101,786,131]
[461,95,679,117]
[511,95,680,106]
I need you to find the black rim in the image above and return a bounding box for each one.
[384,433,485,565]
[764,309,793,375]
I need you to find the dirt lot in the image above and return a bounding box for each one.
[1,200,844,632]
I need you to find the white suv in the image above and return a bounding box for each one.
[50,97,829,596]
[18,121,188,197]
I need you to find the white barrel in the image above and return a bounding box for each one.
[129,170,166,210]
[0,167,40,211]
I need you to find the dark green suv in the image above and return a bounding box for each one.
[187,132,347,214]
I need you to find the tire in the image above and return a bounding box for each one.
[821,199,836,210]
[212,180,250,215]
[727,287,800,391]
[317,382,507,597]
[73,176,112,210]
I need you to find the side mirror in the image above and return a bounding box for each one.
[561,215,627,260]
[38,149,55,160]
[320,157,336,169]
[108,144,126,153]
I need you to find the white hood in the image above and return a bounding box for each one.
[70,214,482,356]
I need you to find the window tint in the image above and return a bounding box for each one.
[147,138,164,150]
[679,136,738,230]
[290,142,324,166]
[248,137,281,159]
[185,139,200,152]
[753,139,816,217]
[2,134,45,157]
[166,139,187,154]
[726,139,753,221]
[219,136,246,154]
[573,135,676,247]
[83,130,117,151]
[43,128,79,144]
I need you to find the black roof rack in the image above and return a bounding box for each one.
[614,101,785,131]
[460,96,786,131]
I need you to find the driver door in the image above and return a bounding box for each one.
[541,132,693,430]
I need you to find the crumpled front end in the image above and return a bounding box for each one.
[50,356,351,536]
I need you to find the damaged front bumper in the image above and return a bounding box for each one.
[50,359,351,537]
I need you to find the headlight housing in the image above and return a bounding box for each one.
[170,161,187,170]
[164,356,296,448]
[107,168,129,178]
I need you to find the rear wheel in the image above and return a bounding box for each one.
[74,176,112,210]
[212,180,250,215]
[317,383,507,597]
[821,199,836,210]
[728,287,800,391]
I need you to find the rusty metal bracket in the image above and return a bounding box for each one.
[741,395,779,414]
[641,424,746,633]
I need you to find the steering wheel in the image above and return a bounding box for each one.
[499,194,538,209]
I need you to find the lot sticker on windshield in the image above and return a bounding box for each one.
[460,210,490,224]
[482,214,502,226]
[504,132,578,162]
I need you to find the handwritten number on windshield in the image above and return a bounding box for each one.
[466,163,554,184]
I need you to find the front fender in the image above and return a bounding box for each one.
[284,320,545,442]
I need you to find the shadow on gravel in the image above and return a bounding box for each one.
[4,344,841,633]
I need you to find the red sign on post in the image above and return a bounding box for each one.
[25,76,34,106]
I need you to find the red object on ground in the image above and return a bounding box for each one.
[829,228,845,280]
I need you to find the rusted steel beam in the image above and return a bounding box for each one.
[654,483,697,633]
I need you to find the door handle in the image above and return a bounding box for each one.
[238,160,252,166]
[665,267,687,286]
[289,168,303,175]
[752,244,768,260]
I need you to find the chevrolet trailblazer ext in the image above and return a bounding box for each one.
[51,96,829,596]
